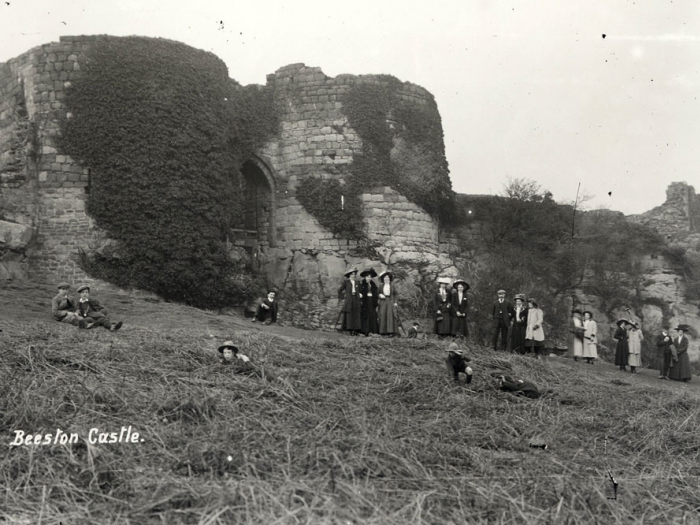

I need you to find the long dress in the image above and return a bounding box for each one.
[360,280,379,335]
[627,329,643,367]
[378,283,398,335]
[451,290,469,338]
[613,327,628,366]
[338,279,362,331]
[582,319,598,359]
[433,289,452,336]
[511,306,528,353]
[525,307,545,351]
[570,315,584,357]
[668,335,692,381]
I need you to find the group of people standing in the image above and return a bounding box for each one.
[570,310,599,364]
[433,277,470,339]
[337,267,401,336]
[490,290,546,355]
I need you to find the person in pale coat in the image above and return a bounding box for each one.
[525,298,545,358]
[582,310,598,364]
[570,309,585,362]
[627,321,644,373]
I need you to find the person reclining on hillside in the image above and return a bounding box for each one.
[51,282,84,327]
[76,285,123,331]
[492,373,552,399]
[252,291,279,325]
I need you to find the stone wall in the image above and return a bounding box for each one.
[628,182,700,241]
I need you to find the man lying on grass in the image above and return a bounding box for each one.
[217,340,274,381]
[492,372,552,399]
[76,285,123,332]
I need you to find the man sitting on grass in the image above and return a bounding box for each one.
[252,291,279,325]
[51,282,83,327]
[76,285,123,331]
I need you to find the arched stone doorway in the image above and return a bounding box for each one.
[231,155,276,252]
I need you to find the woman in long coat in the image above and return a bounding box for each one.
[338,266,362,335]
[582,310,598,364]
[510,294,528,353]
[627,321,644,373]
[433,278,452,337]
[569,309,585,362]
[525,298,545,358]
[377,270,398,336]
[668,325,692,382]
[614,319,629,371]
[451,279,469,339]
[360,267,379,336]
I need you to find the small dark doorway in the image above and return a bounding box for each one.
[231,157,275,252]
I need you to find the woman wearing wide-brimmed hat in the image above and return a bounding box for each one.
[525,298,545,358]
[668,324,692,382]
[338,266,362,335]
[377,270,399,336]
[626,320,644,373]
[359,267,379,336]
[510,293,528,354]
[433,277,453,338]
[450,279,470,338]
[582,310,598,364]
[613,318,630,371]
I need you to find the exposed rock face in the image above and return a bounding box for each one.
[0,219,34,280]
[628,182,700,240]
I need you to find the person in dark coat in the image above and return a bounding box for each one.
[338,266,362,335]
[76,285,123,331]
[510,294,528,353]
[656,324,675,379]
[377,270,399,336]
[253,291,279,324]
[360,267,379,336]
[451,279,469,339]
[492,289,514,351]
[407,322,419,339]
[493,373,548,399]
[51,282,83,327]
[433,277,453,338]
[613,319,629,371]
[668,325,692,382]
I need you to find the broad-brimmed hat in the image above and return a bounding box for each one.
[453,278,470,290]
[360,267,377,278]
[583,310,594,319]
[675,324,690,332]
[217,341,239,354]
[378,270,394,282]
[77,284,90,293]
[572,308,583,315]
[446,342,462,355]
[497,289,506,295]
[412,321,420,326]
[437,277,452,285]
[57,282,70,290]
[343,266,359,278]
[616,318,629,327]
[514,293,526,301]
[628,320,639,329]
[527,298,538,307]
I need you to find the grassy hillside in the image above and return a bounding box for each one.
[1,281,699,524]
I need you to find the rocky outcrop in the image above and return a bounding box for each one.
[0,219,34,280]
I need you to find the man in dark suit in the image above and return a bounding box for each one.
[51,282,83,327]
[253,290,279,325]
[76,285,123,331]
[492,289,514,351]
[656,324,674,379]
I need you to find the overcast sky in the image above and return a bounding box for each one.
[2,0,698,214]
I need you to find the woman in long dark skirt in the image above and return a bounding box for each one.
[360,267,379,336]
[433,277,453,338]
[510,294,528,353]
[668,324,692,382]
[451,279,469,339]
[338,266,362,335]
[613,319,629,371]
[377,270,399,336]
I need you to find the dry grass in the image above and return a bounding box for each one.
[1,303,700,524]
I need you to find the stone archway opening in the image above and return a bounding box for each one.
[231,156,276,253]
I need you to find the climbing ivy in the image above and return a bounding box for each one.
[59,36,279,307]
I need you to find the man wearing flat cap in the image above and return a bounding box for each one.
[491,289,514,351]
[51,282,82,327]
[338,266,362,335]
[76,285,123,331]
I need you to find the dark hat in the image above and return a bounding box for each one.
[378,270,394,282]
[57,282,70,290]
[675,324,690,332]
[527,298,538,307]
[583,310,594,319]
[77,284,90,293]
[616,318,629,327]
[217,341,239,354]
[453,278,470,290]
[343,266,359,278]
[412,321,420,326]
[572,308,583,315]
[628,320,639,329]
[360,267,377,278]
[514,293,526,301]
[266,290,277,296]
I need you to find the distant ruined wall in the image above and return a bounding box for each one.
[628,182,700,242]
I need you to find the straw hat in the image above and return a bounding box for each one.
[343,266,359,278]
[452,278,470,290]
[437,277,452,285]
[446,342,462,355]
[378,270,394,282]
[217,341,239,354]
[527,298,539,307]
[360,267,377,278]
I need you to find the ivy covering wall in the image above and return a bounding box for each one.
[59,37,278,307]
